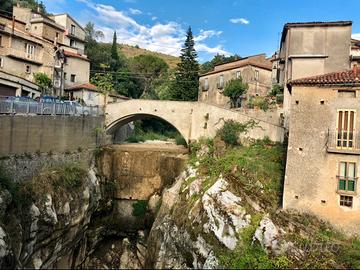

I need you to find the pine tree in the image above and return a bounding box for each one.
[110,31,121,71]
[170,27,199,101]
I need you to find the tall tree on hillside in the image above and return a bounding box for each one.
[84,22,108,70]
[169,27,199,101]
[130,54,169,99]
[110,31,121,71]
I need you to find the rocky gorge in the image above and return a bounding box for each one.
[0,139,360,269]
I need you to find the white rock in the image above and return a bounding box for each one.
[0,226,8,258]
[202,176,250,250]
[32,257,42,269]
[44,194,58,225]
[253,215,279,253]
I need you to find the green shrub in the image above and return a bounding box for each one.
[276,94,284,104]
[132,200,148,217]
[175,134,187,146]
[216,120,257,146]
[253,97,269,111]
[223,78,248,108]
[269,84,284,97]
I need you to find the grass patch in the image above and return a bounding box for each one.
[132,200,148,217]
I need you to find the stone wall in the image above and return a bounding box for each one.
[0,115,104,157]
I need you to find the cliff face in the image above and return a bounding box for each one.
[0,164,101,269]
[146,140,360,269]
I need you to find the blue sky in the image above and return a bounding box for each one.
[44,0,360,63]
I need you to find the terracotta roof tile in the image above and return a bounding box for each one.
[66,83,98,91]
[64,50,89,61]
[290,67,360,86]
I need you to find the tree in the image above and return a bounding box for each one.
[90,73,114,93]
[200,54,241,74]
[169,27,199,101]
[33,72,52,95]
[223,78,248,108]
[110,31,122,71]
[130,54,168,98]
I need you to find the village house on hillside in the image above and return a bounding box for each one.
[284,66,360,234]
[198,54,272,108]
[272,21,354,128]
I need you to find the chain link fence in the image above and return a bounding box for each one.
[0,100,104,116]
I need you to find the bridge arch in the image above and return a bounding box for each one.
[105,100,195,143]
[106,112,190,143]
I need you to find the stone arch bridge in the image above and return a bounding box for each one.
[105,100,284,143]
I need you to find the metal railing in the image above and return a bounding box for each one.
[0,100,104,116]
[326,131,360,153]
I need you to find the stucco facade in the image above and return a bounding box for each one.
[63,54,90,88]
[284,68,360,234]
[273,21,353,128]
[199,54,272,108]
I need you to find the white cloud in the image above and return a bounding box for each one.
[76,0,230,57]
[230,18,250,25]
[353,33,360,40]
[129,8,142,15]
[151,16,158,21]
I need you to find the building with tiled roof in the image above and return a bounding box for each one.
[290,67,360,86]
[283,65,360,234]
[351,39,360,68]
[272,20,354,128]
[198,54,272,108]
[65,83,129,106]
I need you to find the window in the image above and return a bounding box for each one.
[70,39,76,47]
[255,70,259,81]
[88,92,93,101]
[218,75,224,89]
[203,78,209,91]
[64,72,67,80]
[26,44,35,59]
[70,74,76,82]
[71,24,76,35]
[25,65,31,74]
[0,57,3,68]
[340,195,353,207]
[337,110,356,149]
[338,162,357,192]
[236,71,241,79]
[338,90,356,98]
[56,32,59,39]
[0,35,2,46]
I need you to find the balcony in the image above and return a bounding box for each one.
[7,48,42,65]
[201,85,209,91]
[326,131,360,155]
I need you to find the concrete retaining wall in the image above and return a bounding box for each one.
[0,115,104,157]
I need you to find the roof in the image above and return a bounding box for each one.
[66,83,98,91]
[200,55,272,77]
[51,13,85,32]
[280,21,352,43]
[63,50,89,61]
[65,83,130,100]
[290,67,360,86]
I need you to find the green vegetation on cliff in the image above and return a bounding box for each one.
[181,138,360,269]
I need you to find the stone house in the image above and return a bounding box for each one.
[65,83,129,106]
[0,70,40,97]
[273,21,353,128]
[283,67,360,234]
[0,6,90,97]
[198,54,272,108]
[351,38,360,68]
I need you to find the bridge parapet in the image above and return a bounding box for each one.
[105,100,285,143]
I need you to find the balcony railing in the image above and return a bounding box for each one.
[326,131,360,154]
[0,100,104,117]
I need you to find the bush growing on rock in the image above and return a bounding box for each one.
[216,119,257,146]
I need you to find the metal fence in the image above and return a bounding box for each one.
[0,100,104,116]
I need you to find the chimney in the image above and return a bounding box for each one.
[37,5,41,13]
